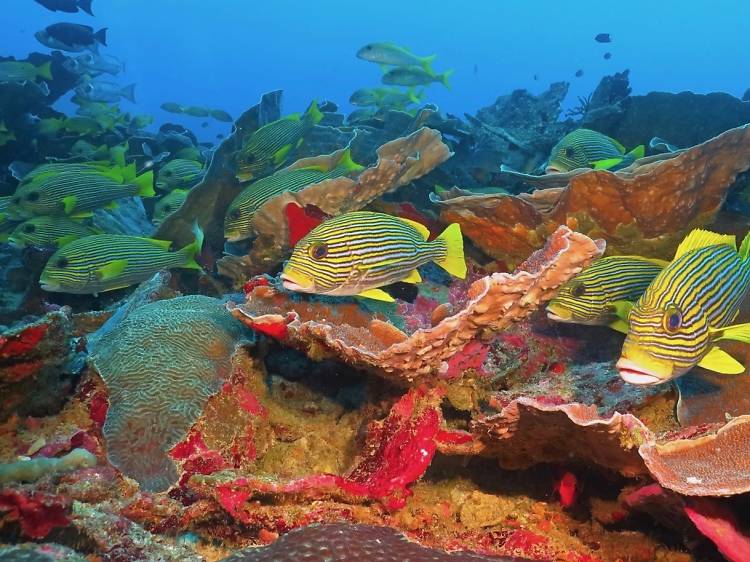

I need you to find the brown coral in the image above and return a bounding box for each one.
[218,126,453,284]
[230,226,604,383]
[435,124,750,264]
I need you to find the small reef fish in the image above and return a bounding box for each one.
[11,162,154,216]
[34,0,94,15]
[0,196,17,239]
[160,102,183,113]
[595,33,612,43]
[235,101,323,182]
[152,189,188,225]
[381,66,453,89]
[224,148,363,242]
[281,211,466,302]
[575,69,584,78]
[155,159,204,191]
[183,106,210,118]
[37,116,104,137]
[0,61,52,83]
[604,52,612,60]
[356,43,436,74]
[63,52,124,76]
[75,80,136,103]
[617,229,750,385]
[39,224,204,294]
[35,23,107,52]
[210,109,233,122]
[547,256,667,333]
[8,216,98,248]
[349,87,422,108]
[347,108,378,124]
[545,129,645,173]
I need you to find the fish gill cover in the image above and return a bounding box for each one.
[2,2,750,561]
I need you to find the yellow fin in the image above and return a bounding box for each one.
[357,288,395,302]
[611,300,633,321]
[697,346,745,374]
[55,234,79,247]
[628,144,645,159]
[402,269,422,284]
[611,138,627,153]
[674,229,736,259]
[739,231,750,260]
[273,144,293,166]
[399,217,430,240]
[713,322,750,344]
[137,237,172,250]
[608,319,629,334]
[592,157,623,170]
[434,223,466,279]
[62,195,78,214]
[95,259,128,281]
[630,256,670,267]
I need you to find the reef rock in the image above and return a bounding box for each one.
[435,123,750,264]
[231,226,604,383]
[89,295,251,491]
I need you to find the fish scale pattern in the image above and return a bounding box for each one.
[91,295,248,491]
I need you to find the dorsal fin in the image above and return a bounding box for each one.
[136,237,172,250]
[398,217,430,240]
[740,231,750,260]
[674,229,736,260]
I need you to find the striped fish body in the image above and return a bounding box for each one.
[153,189,189,225]
[546,129,633,173]
[235,102,323,182]
[12,165,154,216]
[618,229,750,384]
[547,256,665,329]
[281,211,466,301]
[40,226,203,295]
[0,196,19,239]
[155,159,204,191]
[225,148,363,242]
[9,216,97,248]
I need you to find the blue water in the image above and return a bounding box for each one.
[4,0,749,142]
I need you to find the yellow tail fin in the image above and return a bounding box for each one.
[179,222,204,270]
[434,223,466,278]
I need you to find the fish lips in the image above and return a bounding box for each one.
[280,271,314,293]
[616,358,666,385]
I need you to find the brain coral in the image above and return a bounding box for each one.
[90,295,249,491]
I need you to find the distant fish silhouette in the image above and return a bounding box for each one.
[604,52,612,60]
[595,33,611,43]
[473,64,478,75]
[575,69,584,77]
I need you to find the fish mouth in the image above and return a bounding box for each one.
[546,304,572,323]
[40,281,61,292]
[616,358,665,385]
[280,271,313,293]
[545,166,562,174]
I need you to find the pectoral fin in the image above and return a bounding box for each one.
[62,195,78,214]
[401,269,422,284]
[697,346,745,374]
[357,288,396,302]
[272,144,293,165]
[95,259,128,281]
[711,323,750,344]
[55,235,78,247]
[611,300,633,321]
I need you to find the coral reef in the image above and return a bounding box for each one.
[0,449,96,485]
[435,124,750,263]
[89,295,251,491]
[231,226,604,382]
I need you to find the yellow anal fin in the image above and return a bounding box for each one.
[592,157,624,170]
[357,288,395,302]
[697,346,745,374]
[401,269,422,284]
[608,319,629,334]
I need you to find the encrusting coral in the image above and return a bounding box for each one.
[433,124,750,264]
[231,225,604,382]
[0,448,96,485]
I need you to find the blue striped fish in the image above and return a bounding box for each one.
[235,101,323,182]
[0,196,19,241]
[155,159,204,191]
[152,189,189,226]
[546,129,645,173]
[40,224,204,295]
[617,229,750,385]
[224,148,363,242]
[547,256,667,332]
[281,211,466,302]
[9,215,98,248]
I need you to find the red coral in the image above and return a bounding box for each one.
[243,276,270,295]
[684,498,750,562]
[170,429,228,485]
[441,340,489,380]
[34,430,99,458]
[0,490,70,539]
[0,324,48,358]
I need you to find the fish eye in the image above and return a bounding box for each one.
[564,147,576,158]
[23,224,36,233]
[663,305,683,333]
[26,191,40,202]
[56,257,69,268]
[83,54,93,63]
[84,84,94,93]
[365,45,372,50]
[308,242,328,260]
[163,170,172,176]
[229,209,241,221]
[570,282,586,297]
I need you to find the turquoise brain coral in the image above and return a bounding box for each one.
[90,295,250,491]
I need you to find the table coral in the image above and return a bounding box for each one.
[89,295,251,492]
[434,124,750,264]
[231,225,604,382]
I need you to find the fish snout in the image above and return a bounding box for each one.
[616,357,667,385]
[281,268,315,293]
[546,303,573,323]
